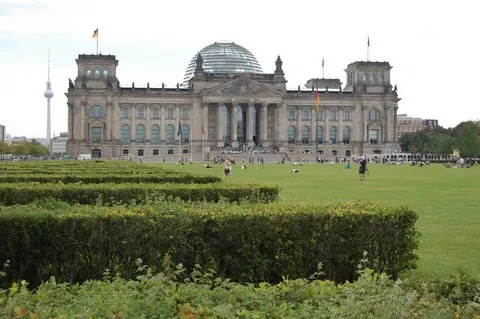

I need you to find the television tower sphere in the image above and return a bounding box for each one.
[44,86,54,99]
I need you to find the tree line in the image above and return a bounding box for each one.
[400,120,480,157]
[0,140,50,156]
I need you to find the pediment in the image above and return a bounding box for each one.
[202,76,282,98]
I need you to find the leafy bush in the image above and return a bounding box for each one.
[0,265,477,318]
[0,201,418,286]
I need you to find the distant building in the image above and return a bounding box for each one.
[51,132,68,155]
[397,114,439,139]
[0,124,5,142]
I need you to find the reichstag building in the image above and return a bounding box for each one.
[66,41,401,160]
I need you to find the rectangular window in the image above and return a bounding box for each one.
[136,108,144,119]
[152,109,159,119]
[122,108,129,118]
[167,109,174,119]
[343,110,351,121]
[317,110,324,121]
[302,110,309,121]
[181,108,189,119]
[330,110,337,121]
[288,110,296,120]
[91,127,102,143]
[369,129,379,144]
[138,149,144,156]
[153,149,159,156]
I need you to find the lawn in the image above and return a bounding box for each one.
[164,161,480,279]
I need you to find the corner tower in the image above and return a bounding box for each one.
[74,54,119,90]
[344,61,393,93]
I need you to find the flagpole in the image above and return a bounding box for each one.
[322,57,324,79]
[367,36,370,62]
[96,27,99,54]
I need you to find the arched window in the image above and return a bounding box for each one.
[86,67,92,77]
[151,125,160,144]
[121,124,130,144]
[89,105,105,118]
[103,68,108,77]
[136,125,145,143]
[343,126,351,144]
[317,126,323,144]
[368,109,380,121]
[122,107,129,118]
[181,124,189,143]
[94,68,100,79]
[329,126,337,144]
[302,126,309,144]
[166,124,174,144]
[287,126,295,144]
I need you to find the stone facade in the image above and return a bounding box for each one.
[65,53,401,159]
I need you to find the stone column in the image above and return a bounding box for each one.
[231,103,238,147]
[68,102,73,140]
[217,103,223,147]
[203,103,209,139]
[324,106,330,144]
[247,102,254,146]
[261,102,268,145]
[80,100,86,140]
[131,105,136,142]
[278,103,288,145]
[296,106,302,143]
[161,104,166,142]
[145,104,151,142]
[106,100,113,140]
[383,104,388,143]
[393,106,398,142]
[338,108,343,144]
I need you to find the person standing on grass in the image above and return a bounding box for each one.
[224,158,232,179]
[358,155,367,181]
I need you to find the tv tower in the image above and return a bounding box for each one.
[43,49,53,151]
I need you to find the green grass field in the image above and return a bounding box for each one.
[163,161,480,279]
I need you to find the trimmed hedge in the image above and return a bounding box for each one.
[0,201,419,286]
[0,182,279,205]
[0,174,221,184]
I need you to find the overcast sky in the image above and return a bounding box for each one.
[1,0,479,138]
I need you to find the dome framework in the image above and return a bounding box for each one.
[183,41,263,86]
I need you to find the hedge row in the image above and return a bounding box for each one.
[0,182,279,205]
[0,201,419,286]
[0,173,221,184]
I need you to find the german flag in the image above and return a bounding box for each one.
[92,28,98,39]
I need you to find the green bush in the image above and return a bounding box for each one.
[0,182,279,205]
[1,266,477,318]
[0,201,418,286]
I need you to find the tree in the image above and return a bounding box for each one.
[0,141,9,154]
[454,121,480,157]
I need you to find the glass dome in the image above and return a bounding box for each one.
[183,41,263,86]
